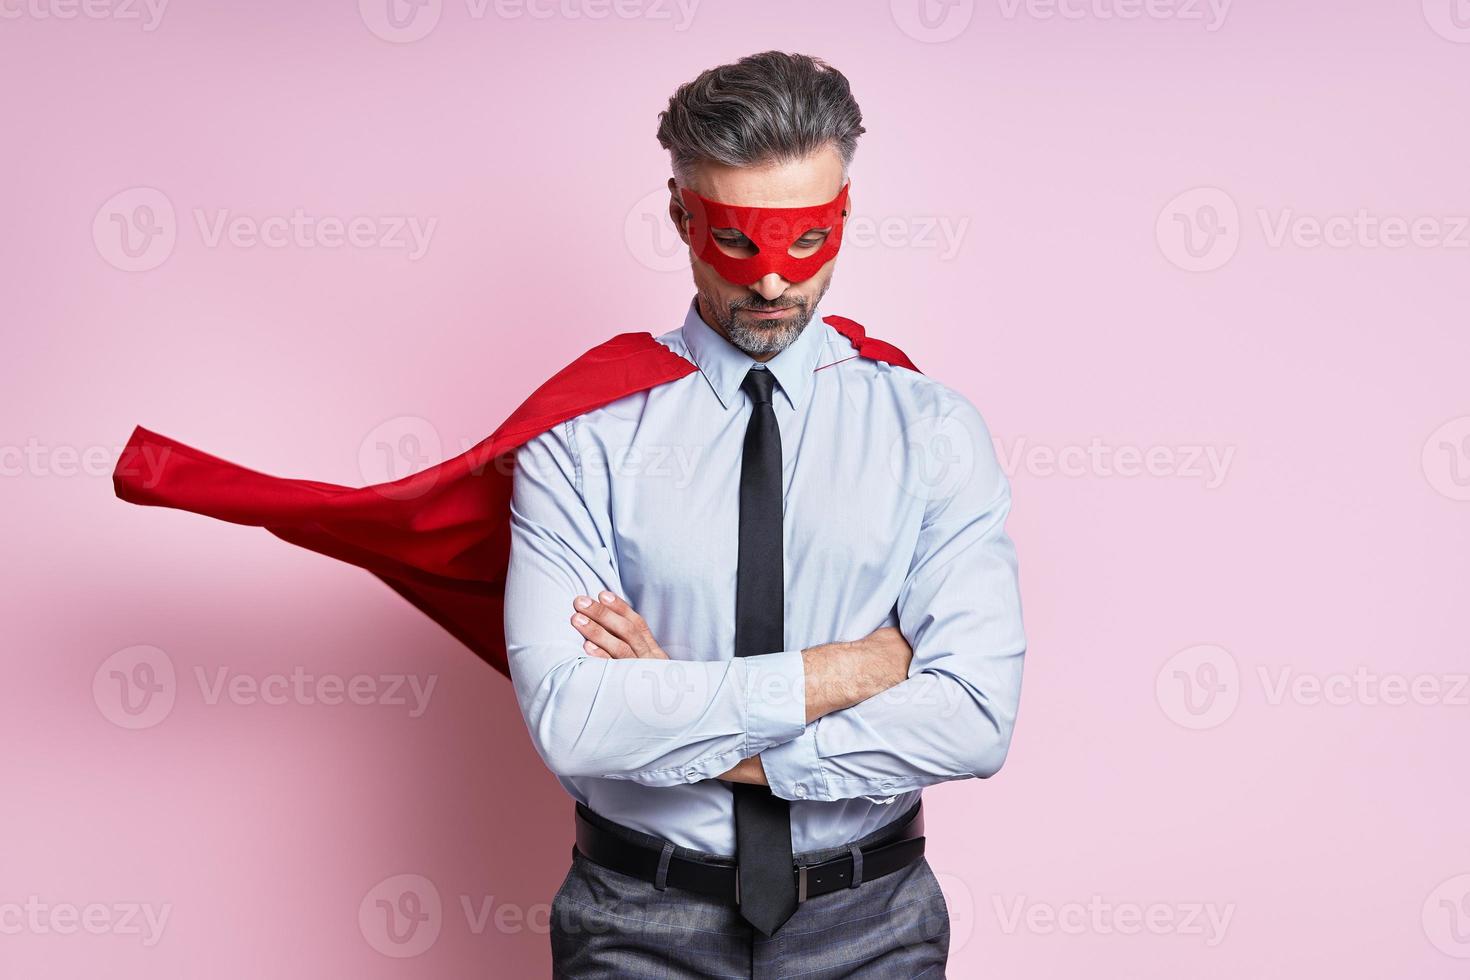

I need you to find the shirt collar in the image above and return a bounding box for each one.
[678,296,830,412]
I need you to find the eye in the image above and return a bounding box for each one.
[789,230,831,254]
[711,230,757,257]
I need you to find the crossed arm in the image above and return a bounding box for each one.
[567,590,913,786]
[503,398,1025,803]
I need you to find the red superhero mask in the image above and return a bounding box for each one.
[679,181,851,285]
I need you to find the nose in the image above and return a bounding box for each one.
[751,273,790,301]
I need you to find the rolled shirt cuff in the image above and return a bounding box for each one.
[737,648,808,755]
[760,724,829,802]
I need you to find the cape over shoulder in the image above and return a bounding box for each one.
[112,315,920,678]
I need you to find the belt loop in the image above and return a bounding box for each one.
[848,844,864,889]
[654,841,675,891]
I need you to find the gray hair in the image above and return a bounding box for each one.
[655,51,865,187]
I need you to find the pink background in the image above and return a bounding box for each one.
[4,1,1469,976]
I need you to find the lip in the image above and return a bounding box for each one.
[746,306,794,320]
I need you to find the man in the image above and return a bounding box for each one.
[505,50,1026,977]
[111,48,1022,980]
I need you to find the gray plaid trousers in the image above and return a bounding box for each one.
[548,830,950,978]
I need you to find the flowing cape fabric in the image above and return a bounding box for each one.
[111,315,919,678]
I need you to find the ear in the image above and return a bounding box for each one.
[668,177,692,245]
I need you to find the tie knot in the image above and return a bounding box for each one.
[741,367,777,406]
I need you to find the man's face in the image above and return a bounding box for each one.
[668,146,850,359]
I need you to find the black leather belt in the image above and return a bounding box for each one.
[572,800,925,906]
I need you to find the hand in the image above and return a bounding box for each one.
[571,591,669,660]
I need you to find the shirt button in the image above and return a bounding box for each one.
[795,786,807,798]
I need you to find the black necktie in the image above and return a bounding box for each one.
[732,366,798,936]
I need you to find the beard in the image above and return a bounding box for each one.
[701,279,830,358]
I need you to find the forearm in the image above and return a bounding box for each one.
[762,438,1027,804]
[524,606,905,784]
[506,426,811,785]
[798,637,909,723]
[761,664,1022,802]
[512,641,808,783]
[714,634,912,785]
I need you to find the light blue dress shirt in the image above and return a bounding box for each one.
[503,296,1026,855]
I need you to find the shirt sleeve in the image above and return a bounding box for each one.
[761,393,1026,803]
[504,419,809,786]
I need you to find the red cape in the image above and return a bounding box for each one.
[112,314,920,678]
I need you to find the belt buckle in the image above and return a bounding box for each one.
[733,865,810,905]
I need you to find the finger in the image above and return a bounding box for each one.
[570,600,632,658]
[571,612,634,658]
[591,591,656,649]
[595,591,654,634]
[574,596,642,651]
